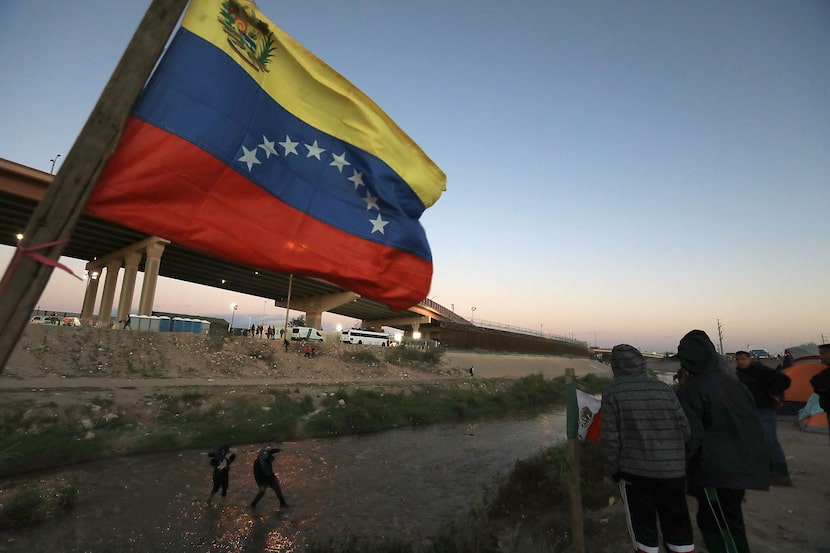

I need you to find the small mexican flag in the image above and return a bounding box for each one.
[575,389,602,441]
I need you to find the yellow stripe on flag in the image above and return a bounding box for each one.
[181,0,446,208]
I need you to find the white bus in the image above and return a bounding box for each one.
[340,328,390,346]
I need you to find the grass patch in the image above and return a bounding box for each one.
[384,347,444,366]
[0,374,607,479]
[339,349,381,364]
[127,393,316,454]
[0,479,80,530]
[304,374,582,437]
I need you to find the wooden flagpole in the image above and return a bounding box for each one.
[0,0,189,374]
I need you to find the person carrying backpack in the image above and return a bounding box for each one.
[206,445,236,504]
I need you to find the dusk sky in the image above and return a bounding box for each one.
[1,0,828,353]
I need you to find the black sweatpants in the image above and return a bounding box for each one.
[252,476,288,507]
[619,474,695,553]
[211,470,230,496]
[691,487,749,553]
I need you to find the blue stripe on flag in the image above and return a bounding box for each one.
[132,29,431,260]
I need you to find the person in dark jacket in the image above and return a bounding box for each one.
[810,343,830,442]
[251,445,289,510]
[735,350,792,485]
[601,344,695,553]
[207,445,236,504]
[810,343,830,409]
[676,330,768,553]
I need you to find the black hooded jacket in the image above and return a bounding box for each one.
[736,360,791,410]
[676,330,769,491]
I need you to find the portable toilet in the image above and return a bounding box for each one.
[190,319,203,334]
[180,318,193,333]
[158,316,171,332]
[200,320,211,335]
[148,316,161,332]
[137,315,151,331]
[171,317,184,332]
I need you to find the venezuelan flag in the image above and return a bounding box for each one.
[87,0,446,310]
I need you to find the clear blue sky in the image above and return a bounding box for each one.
[1,0,829,353]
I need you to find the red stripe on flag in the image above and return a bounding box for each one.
[86,118,432,310]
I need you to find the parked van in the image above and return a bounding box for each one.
[290,327,324,342]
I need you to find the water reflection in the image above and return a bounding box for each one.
[4,410,565,552]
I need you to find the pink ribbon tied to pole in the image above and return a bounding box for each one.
[0,238,81,299]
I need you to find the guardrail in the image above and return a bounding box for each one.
[419,298,469,324]
[469,317,589,347]
[418,300,588,348]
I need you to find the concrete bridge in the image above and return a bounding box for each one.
[2,157,590,357]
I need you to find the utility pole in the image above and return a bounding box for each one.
[716,319,725,355]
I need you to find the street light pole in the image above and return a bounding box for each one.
[470,306,476,324]
[49,154,61,174]
[229,303,237,333]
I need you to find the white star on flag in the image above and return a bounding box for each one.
[279,135,299,156]
[305,140,325,160]
[330,152,350,172]
[369,213,389,234]
[238,146,261,171]
[348,169,365,189]
[363,192,379,211]
[259,135,278,158]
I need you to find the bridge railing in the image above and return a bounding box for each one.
[419,298,469,324]
[418,300,589,348]
[469,317,589,347]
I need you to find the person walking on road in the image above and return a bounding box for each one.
[251,445,289,510]
[734,350,792,485]
[676,330,769,553]
[601,344,695,553]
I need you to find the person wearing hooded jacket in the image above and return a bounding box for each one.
[251,445,289,510]
[676,330,769,553]
[206,445,236,504]
[601,344,695,553]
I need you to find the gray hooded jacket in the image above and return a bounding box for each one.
[600,344,690,479]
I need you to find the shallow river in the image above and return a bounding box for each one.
[5,410,566,552]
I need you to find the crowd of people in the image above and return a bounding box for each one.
[601,331,829,553]
[249,324,282,340]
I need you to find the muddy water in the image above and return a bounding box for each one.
[4,410,566,552]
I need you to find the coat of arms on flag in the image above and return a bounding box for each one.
[576,389,601,441]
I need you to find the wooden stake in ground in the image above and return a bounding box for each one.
[565,367,586,553]
[0,0,189,374]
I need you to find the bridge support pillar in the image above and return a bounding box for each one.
[96,260,122,328]
[115,252,142,327]
[138,242,165,316]
[80,270,100,326]
[305,311,323,330]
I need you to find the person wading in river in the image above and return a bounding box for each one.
[251,445,290,510]
[207,445,236,504]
